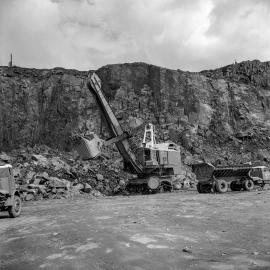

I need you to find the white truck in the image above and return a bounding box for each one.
[0,164,22,217]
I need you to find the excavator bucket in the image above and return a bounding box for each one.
[73,135,103,160]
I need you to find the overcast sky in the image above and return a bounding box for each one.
[1,0,270,71]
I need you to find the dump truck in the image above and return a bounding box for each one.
[192,162,270,193]
[73,73,182,193]
[0,164,22,217]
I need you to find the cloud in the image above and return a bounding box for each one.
[0,0,270,71]
[204,0,270,67]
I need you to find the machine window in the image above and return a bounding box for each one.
[144,149,151,161]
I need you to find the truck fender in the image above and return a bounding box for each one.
[4,191,21,207]
[4,196,13,207]
[14,190,21,197]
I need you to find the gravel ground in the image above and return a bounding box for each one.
[1,190,270,270]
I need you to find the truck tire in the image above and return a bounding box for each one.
[243,179,254,191]
[215,180,228,193]
[197,182,203,193]
[230,181,242,191]
[197,182,211,193]
[148,177,160,190]
[160,181,173,192]
[8,196,22,218]
[202,184,212,193]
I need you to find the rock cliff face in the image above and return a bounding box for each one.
[1,60,270,165]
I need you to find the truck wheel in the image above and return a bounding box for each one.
[147,177,160,190]
[243,179,254,191]
[215,180,228,193]
[8,196,22,218]
[160,181,173,192]
[230,181,242,191]
[202,184,212,193]
[197,183,211,193]
[197,182,203,193]
[213,183,218,193]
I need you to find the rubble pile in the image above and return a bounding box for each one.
[0,145,130,201]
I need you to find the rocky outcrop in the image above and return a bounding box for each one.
[1,60,270,166]
[0,67,91,150]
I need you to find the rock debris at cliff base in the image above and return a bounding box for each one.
[0,145,128,200]
[0,145,196,200]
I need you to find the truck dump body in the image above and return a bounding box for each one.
[213,166,261,178]
[191,163,214,181]
[192,163,268,179]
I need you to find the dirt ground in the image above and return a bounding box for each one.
[1,190,270,270]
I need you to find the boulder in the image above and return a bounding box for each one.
[33,172,50,185]
[83,183,92,193]
[51,157,71,172]
[49,177,71,189]
[72,183,84,191]
[257,149,270,162]
[28,184,47,195]
[0,153,12,162]
[183,153,195,165]
[91,190,102,197]
[25,171,36,183]
[96,174,104,181]
[182,180,190,189]
[96,183,104,191]
[32,154,50,167]
[81,163,94,173]
[12,167,21,178]
[173,183,181,190]
[56,188,66,194]
[32,178,41,185]
[51,187,57,194]
[113,185,121,193]
[119,179,126,187]
[128,116,144,129]
[26,188,38,195]
[25,193,35,201]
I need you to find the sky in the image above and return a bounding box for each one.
[0,0,270,71]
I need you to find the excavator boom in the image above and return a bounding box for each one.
[87,73,144,174]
